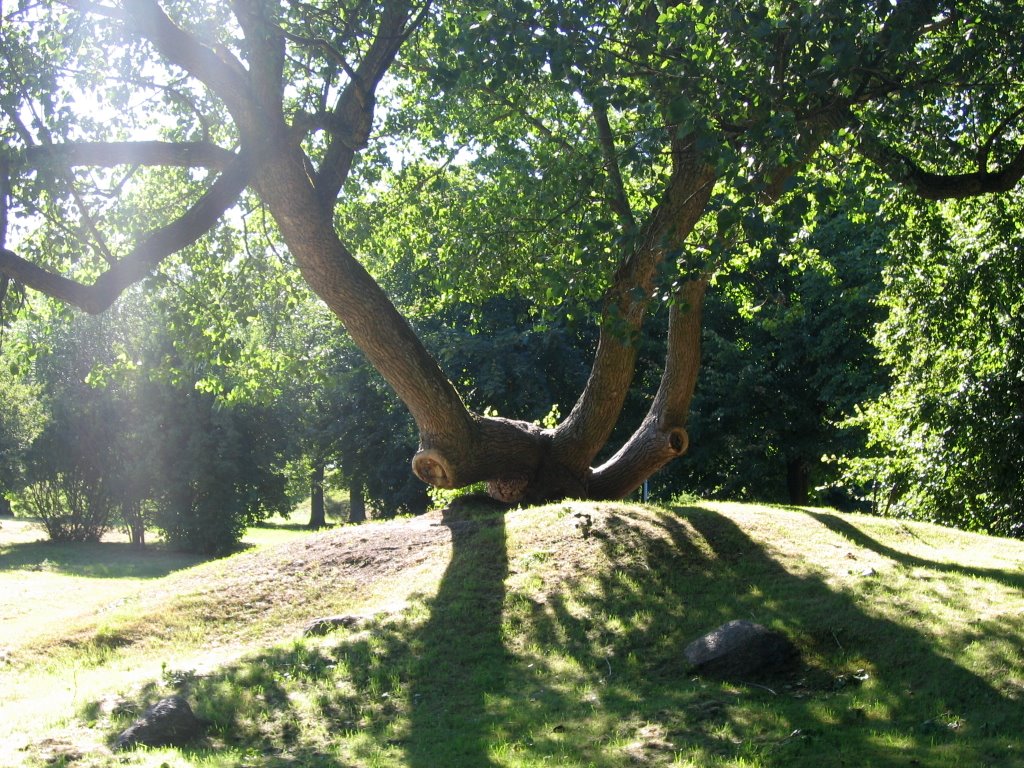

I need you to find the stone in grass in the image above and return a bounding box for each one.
[684,620,800,681]
[303,614,362,637]
[113,695,204,751]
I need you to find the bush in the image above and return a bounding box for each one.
[147,388,291,555]
[17,471,114,542]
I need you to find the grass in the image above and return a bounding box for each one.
[1,500,1023,767]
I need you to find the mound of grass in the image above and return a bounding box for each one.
[3,501,1023,767]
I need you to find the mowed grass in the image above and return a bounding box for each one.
[2,500,1023,767]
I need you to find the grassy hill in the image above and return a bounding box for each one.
[1,500,1023,767]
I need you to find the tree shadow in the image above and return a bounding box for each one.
[0,539,204,578]
[403,507,509,767]
[92,506,512,766]
[801,509,1024,591]
[513,504,1023,765]
[88,502,1023,766]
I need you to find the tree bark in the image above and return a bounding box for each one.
[552,138,716,477]
[590,279,707,499]
[308,462,326,530]
[786,458,810,506]
[348,480,366,524]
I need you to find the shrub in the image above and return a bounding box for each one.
[17,471,114,542]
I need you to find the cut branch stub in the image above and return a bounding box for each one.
[668,427,689,455]
[412,449,456,489]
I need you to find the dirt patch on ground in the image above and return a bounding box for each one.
[110,511,469,652]
[4,502,655,667]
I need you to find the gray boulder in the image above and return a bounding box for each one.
[113,695,204,750]
[684,620,800,680]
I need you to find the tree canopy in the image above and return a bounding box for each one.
[2,0,1022,504]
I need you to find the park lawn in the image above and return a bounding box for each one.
[1,500,1023,767]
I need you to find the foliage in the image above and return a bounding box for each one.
[8,290,295,553]
[844,191,1024,537]
[147,385,292,555]
[0,364,45,501]
[17,471,114,543]
[1,0,1023,507]
[663,185,890,505]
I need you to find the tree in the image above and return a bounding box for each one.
[15,304,137,541]
[0,365,45,516]
[2,1,1022,504]
[843,190,1024,537]
[669,186,889,506]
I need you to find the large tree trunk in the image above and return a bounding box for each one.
[256,134,714,504]
[348,480,366,524]
[1,0,721,508]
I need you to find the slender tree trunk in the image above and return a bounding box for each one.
[348,480,366,524]
[0,495,12,517]
[308,461,326,530]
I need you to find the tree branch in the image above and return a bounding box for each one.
[589,279,706,499]
[978,105,1024,172]
[26,141,236,170]
[592,100,636,231]
[0,154,251,313]
[121,0,255,125]
[552,136,715,474]
[314,0,419,203]
[230,0,286,120]
[857,126,1024,200]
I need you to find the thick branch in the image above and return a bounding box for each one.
[0,154,251,313]
[123,0,255,125]
[252,141,476,451]
[26,141,235,170]
[314,0,417,202]
[553,137,715,473]
[230,0,286,121]
[858,128,1024,200]
[589,278,706,499]
[592,100,636,230]
[413,415,549,491]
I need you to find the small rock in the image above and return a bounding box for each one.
[684,619,800,680]
[114,696,203,751]
[303,615,361,636]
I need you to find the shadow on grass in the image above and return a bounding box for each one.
[0,538,204,578]
[402,508,510,766]
[100,503,1024,767]
[257,498,354,532]
[537,505,1023,766]
[471,505,1022,766]
[803,509,1024,591]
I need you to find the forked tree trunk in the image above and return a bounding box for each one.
[255,132,713,505]
[1,0,718,507]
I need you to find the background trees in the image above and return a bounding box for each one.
[669,180,890,506]
[0,365,43,517]
[3,287,296,552]
[0,1,1022,529]
[844,190,1024,537]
